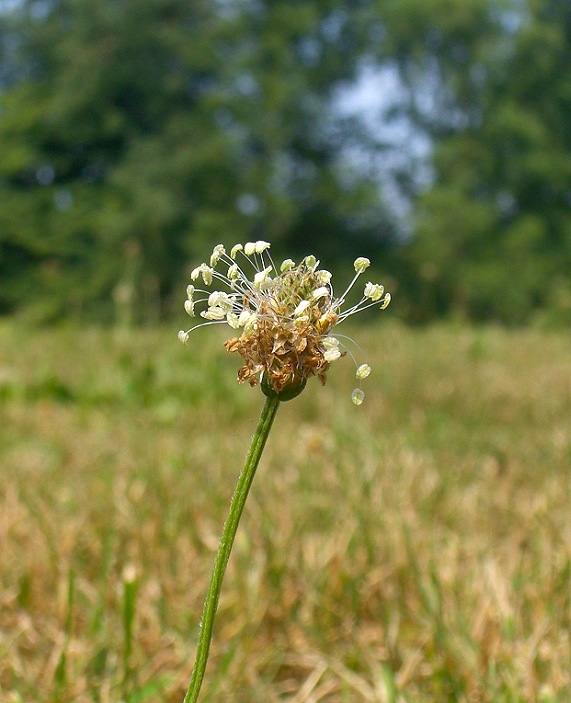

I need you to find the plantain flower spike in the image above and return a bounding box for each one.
[179,242,391,403]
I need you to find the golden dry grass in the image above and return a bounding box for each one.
[0,321,570,702]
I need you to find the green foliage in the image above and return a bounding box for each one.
[1,0,571,324]
[393,0,571,323]
[0,0,391,321]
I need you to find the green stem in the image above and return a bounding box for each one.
[183,394,281,703]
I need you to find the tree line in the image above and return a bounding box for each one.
[1,0,569,324]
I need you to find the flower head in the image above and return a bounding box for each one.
[179,242,391,403]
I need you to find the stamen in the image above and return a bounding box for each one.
[210,244,226,266]
[380,293,391,309]
[354,257,371,274]
[352,389,365,405]
[230,244,243,259]
[311,287,329,301]
[201,307,227,321]
[254,241,271,254]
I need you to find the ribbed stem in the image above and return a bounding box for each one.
[183,394,280,703]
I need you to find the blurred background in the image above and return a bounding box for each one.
[1,0,570,326]
[2,3,571,701]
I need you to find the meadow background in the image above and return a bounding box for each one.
[1,320,570,702]
[1,0,571,701]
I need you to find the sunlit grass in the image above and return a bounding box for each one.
[0,320,569,702]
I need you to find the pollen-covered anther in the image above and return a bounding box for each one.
[201,306,227,321]
[226,312,241,329]
[227,263,239,281]
[364,282,384,301]
[380,293,391,309]
[191,263,214,285]
[311,286,329,301]
[304,255,319,272]
[236,309,251,327]
[316,270,332,284]
[243,313,257,334]
[208,291,233,311]
[210,244,226,267]
[254,241,271,254]
[354,257,371,274]
[245,241,270,257]
[322,337,341,362]
[294,300,310,316]
[253,266,273,290]
[356,364,371,379]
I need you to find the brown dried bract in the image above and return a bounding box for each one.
[224,298,336,393]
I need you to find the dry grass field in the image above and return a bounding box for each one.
[0,320,570,702]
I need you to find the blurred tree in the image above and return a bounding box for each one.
[0,0,394,321]
[380,0,571,323]
[3,0,570,324]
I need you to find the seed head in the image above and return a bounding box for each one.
[179,242,391,402]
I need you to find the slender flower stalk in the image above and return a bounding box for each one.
[179,241,391,701]
[183,394,280,703]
